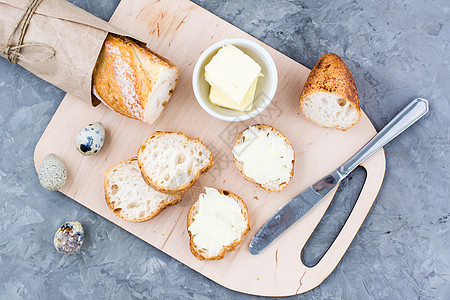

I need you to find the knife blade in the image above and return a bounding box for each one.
[248,172,342,255]
[249,98,429,255]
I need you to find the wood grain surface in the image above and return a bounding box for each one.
[34,0,386,296]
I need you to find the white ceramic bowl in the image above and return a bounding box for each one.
[192,38,278,122]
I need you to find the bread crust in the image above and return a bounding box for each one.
[187,189,250,260]
[104,157,182,222]
[137,131,213,195]
[92,33,179,123]
[299,53,361,131]
[232,124,295,192]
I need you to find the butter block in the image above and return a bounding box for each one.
[209,76,259,111]
[205,44,262,105]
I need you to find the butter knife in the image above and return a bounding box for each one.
[249,98,429,255]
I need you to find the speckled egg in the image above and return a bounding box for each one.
[38,153,67,191]
[75,122,105,155]
[53,221,84,255]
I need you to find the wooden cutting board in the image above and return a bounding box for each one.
[33,0,386,296]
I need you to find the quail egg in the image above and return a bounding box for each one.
[54,221,84,255]
[75,122,105,155]
[38,153,67,191]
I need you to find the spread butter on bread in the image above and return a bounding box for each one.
[187,187,250,260]
[93,34,179,124]
[299,53,361,131]
[104,157,181,222]
[232,124,295,192]
[137,132,213,195]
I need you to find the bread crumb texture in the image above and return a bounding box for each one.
[138,132,213,194]
[104,157,181,222]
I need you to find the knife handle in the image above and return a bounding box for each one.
[338,98,429,177]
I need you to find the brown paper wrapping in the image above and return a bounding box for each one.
[0,0,130,104]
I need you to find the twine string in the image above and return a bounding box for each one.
[2,0,56,64]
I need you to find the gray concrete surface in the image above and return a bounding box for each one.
[0,0,448,299]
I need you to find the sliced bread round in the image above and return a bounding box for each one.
[137,132,213,195]
[232,124,295,192]
[104,157,182,222]
[187,187,250,260]
[299,53,361,131]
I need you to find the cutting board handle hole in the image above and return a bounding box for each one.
[300,166,367,268]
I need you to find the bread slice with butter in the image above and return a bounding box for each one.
[104,157,182,222]
[299,53,361,131]
[232,124,295,192]
[187,187,250,260]
[137,132,213,195]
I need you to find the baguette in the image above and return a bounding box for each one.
[137,132,213,195]
[232,124,295,192]
[299,53,361,131]
[104,157,181,222]
[93,33,179,124]
[187,187,250,260]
